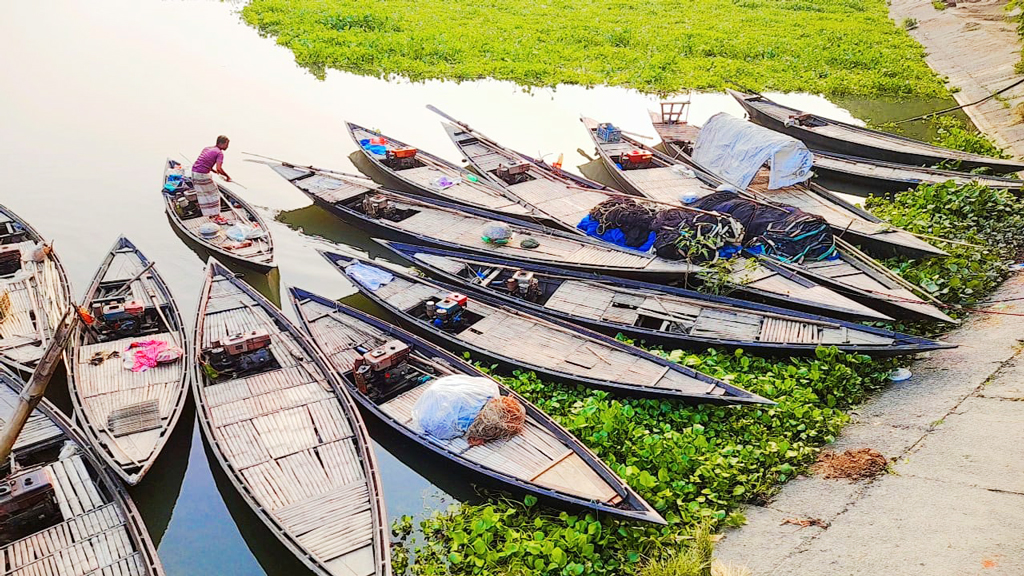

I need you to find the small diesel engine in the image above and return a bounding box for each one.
[382,147,418,170]
[91,298,154,338]
[206,329,273,377]
[0,245,23,277]
[424,293,468,331]
[352,339,412,399]
[493,161,532,186]
[617,149,653,170]
[505,270,541,302]
[0,468,59,546]
[362,194,395,219]
[174,191,201,219]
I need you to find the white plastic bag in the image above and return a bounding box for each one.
[411,375,499,439]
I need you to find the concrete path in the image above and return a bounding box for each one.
[889,0,1024,157]
[715,272,1024,575]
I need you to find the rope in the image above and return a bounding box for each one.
[893,76,1024,125]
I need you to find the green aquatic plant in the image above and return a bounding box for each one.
[241,0,947,97]
[866,180,1024,314]
[392,347,896,574]
[930,116,1009,159]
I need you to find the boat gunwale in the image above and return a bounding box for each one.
[345,121,550,222]
[0,366,165,576]
[379,240,954,356]
[161,159,276,272]
[65,236,191,485]
[728,90,1024,172]
[0,203,74,377]
[322,250,773,406]
[190,258,391,576]
[287,286,667,524]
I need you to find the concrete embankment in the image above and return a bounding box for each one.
[889,0,1024,157]
[715,272,1024,575]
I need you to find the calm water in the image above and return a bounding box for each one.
[0,1,959,574]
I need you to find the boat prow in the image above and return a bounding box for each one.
[289,286,667,524]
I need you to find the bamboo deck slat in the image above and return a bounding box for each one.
[349,125,530,216]
[299,297,627,506]
[0,378,63,452]
[0,454,146,576]
[198,275,379,575]
[0,241,68,368]
[180,212,270,259]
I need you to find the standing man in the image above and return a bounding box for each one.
[192,135,232,218]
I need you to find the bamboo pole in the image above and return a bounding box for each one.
[0,306,80,464]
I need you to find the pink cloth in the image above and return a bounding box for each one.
[192,146,224,174]
[124,340,183,372]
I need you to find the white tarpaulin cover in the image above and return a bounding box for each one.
[692,112,813,190]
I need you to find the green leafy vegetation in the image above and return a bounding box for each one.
[392,347,897,574]
[931,0,947,10]
[383,173,1024,574]
[866,180,1024,315]
[929,116,1009,159]
[241,0,947,96]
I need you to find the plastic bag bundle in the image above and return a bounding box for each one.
[482,222,512,245]
[225,224,250,242]
[430,176,460,190]
[411,375,499,439]
[467,396,526,446]
[198,223,221,239]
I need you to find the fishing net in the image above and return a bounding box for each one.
[467,396,526,446]
[691,190,835,262]
[587,197,657,248]
[651,208,743,263]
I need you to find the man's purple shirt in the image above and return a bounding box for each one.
[192,146,224,174]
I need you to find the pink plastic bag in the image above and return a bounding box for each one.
[123,340,183,372]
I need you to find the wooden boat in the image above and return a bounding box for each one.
[0,204,72,376]
[66,236,189,485]
[0,365,164,575]
[261,158,889,320]
[290,288,669,524]
[381,241,954,357]
[345,122,557,226]
[587,122,953,322]
[728,90,1024,175]
[647,108,1024,197]
[620,115,948,260]
[323,250,773,406]
[811,150,1024,197]
[162,158,275,273]
[192,259,390,576]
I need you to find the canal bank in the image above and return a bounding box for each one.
[714,271,1024,575]
[889,0,1024,157]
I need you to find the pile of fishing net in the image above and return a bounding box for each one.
[577,196,743,261]
[650,208,744,263]
[467,396,526,446]
[691,191,836,262]
[577,196,657,250]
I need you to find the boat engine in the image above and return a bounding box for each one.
[0,246,23,277]
[173,190,201,219]
[362,194,395,219]
[505,270,541,302]
[382,147,418,170]
[425,293,468,331]
[618,150,653,170]
[0,468,59,546]
[352,339,412,399]
[91,299,152,338]
[206,329,274,376]
[493,161,532,185]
